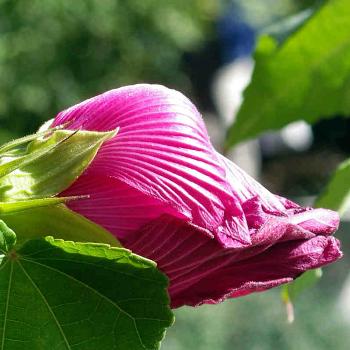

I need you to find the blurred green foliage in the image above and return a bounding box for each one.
[0,0,218,142]
[163,289,349,350]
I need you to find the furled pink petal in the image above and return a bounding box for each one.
[52,84,342,308]
[123,215,342,308]
[61,174,185,238]
[219,155,340,241]
[55,84,250,248]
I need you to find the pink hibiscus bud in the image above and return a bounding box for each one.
[52,84,342,308]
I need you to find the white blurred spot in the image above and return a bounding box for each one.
[281,121,313,152]
[212,57,254,126]
[211,58,260,178]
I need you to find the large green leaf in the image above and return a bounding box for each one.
[226,0,350,148]
[0,221,174,350]
[315,158,350,216]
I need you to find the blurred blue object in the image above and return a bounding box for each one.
[217,8,256,63]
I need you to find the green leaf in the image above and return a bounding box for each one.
[262,7,315,44]
[0,223,174,350]
[226,0,350,148]
[282,269,322,303]
[0,129,117,201]
[0,220,16,254]
[0,204,120,246]
[315,158,350,216]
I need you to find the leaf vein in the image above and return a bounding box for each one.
[1,261,12,350]
[16,260,72,350]
[20,258,148,349]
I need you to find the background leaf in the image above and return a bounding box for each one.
[281,269,322,323]
[226,0,350,148]
[281,268,322,303]
[315,158,350,216]
[280,153,350,321]
[0,229,174,350]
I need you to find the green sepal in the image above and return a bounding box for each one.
[0,223,174,350]
[0,204,120,247]
[0,123,66,155]
[0,128,117,201]
[0,196,87,214]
